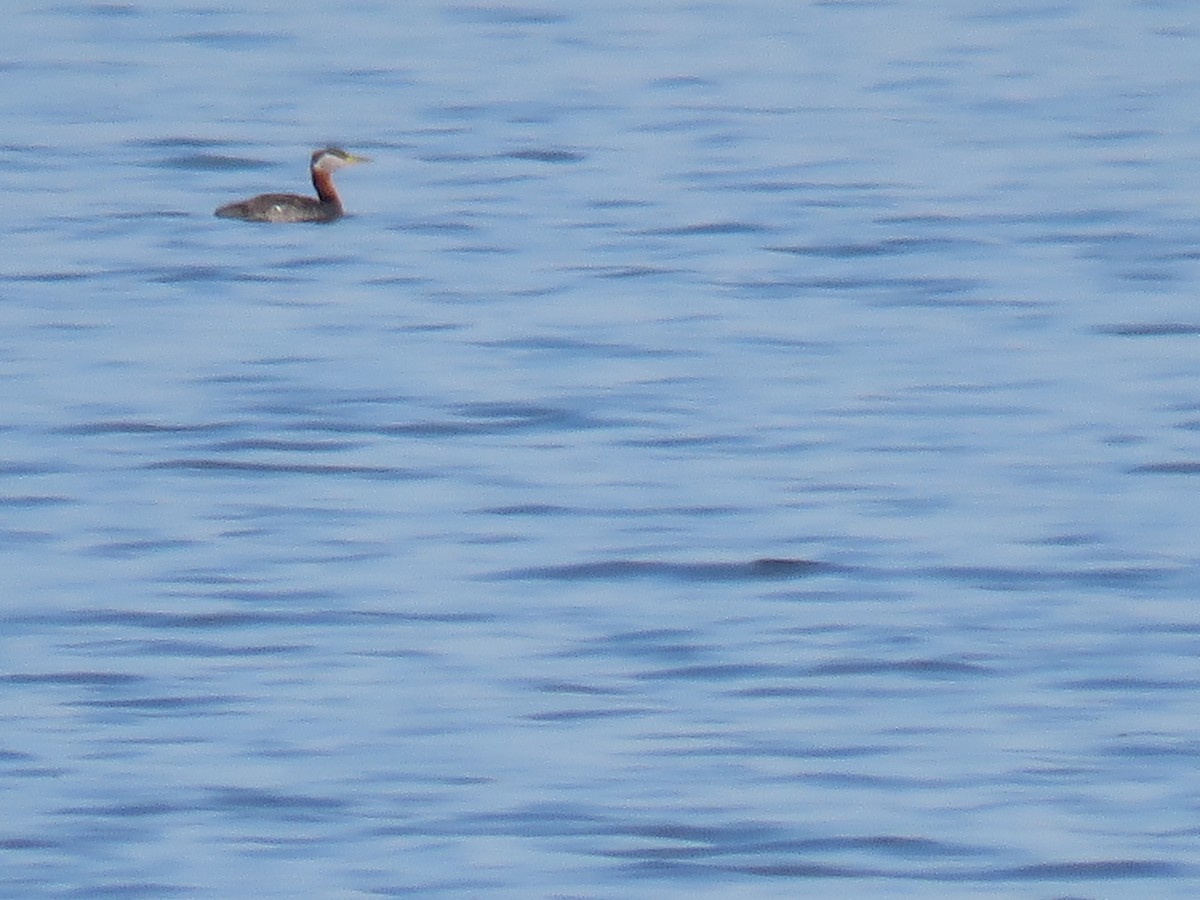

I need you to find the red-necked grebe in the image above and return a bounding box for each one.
[214,148,370,223]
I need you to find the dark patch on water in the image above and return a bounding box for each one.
[573,263,683,278]
[174,31,290,48]
[387,218,478,235]
[277,255,359,269]
[4,608,493,629]
[634,662,778,682]
[648,75,715,90]
[57,420,235,436]
[446,6,570,25]
[152,153,276,171]
[768,236,972,256]
[135,136,225,149]
[524,679,628,695]
[805,656,990,677]
[57,882,189,899]
[619,432,751,449]
[481,503,574,516]
[983,859,1182,880]
[728,275,983,304]
[490,557,830,582]
[645,221,773,236]
[0,672,146,686]
[0,494,72,508]
[522,707,646,722]
[475,335,677,359]
[4,270,94,283]
[85,537,199,558]
[207,438,362,452]
[1095,322,1200,336]
[930,564,1168,590]
[1103,738,1200,759]
[122,640,306,658]
[71,695,238,712]
[59,801,181,818]
[205,786,348,821]
[0,836,60,850]
[112,210,191,220]
[1130,461,1200,474]
[501,148,586,163]
[143,458,422,479]
[563,628,707,663]
[146,266,297,284]
[1063,676,1200,692]
[0,461,68,476]
[85,4,141,18]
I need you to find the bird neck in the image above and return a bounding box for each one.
[311,167,342,208]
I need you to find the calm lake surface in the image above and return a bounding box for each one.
[3,1,1200,897]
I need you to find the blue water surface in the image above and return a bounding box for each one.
[2,1,1200,897]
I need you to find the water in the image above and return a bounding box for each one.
[2,1,1200,897]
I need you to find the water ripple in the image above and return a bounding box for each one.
[489,557,831,582]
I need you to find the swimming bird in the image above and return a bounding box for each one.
[214,148,370,223]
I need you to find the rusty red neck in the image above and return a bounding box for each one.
[311,166,342,210]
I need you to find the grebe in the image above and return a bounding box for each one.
[214,148,370,223]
